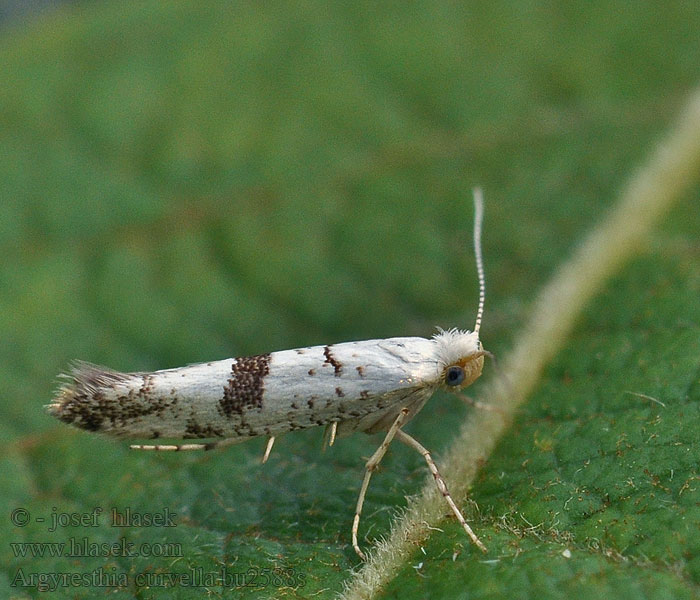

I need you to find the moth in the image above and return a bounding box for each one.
[48,189,490,559]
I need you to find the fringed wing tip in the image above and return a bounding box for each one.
[46,361,129,424]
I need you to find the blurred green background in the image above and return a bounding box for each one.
[1,2,699,598]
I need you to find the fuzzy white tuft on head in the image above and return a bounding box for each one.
[432,327,481,368]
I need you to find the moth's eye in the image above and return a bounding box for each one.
[445,365,466,387]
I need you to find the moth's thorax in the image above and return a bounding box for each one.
[432,328,485,391]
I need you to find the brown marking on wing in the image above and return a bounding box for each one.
[219,353,271,418]
[323,345,342,376]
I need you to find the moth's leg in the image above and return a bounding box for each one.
[321,421,338,451]
[130,437,240,452]
[261,436,276,463]
[458,394,504,414]
[395,429,487,553]
[131,443,210,451]
[352,408,410,560]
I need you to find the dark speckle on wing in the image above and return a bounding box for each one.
[323,345,342,376]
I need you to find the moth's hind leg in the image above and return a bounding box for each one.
[130,437,241,452]
[352,408,410,560]
[395,429,487,553]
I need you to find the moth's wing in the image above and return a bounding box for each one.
[48,359,242,440]
[48,336,442,443]
[335,385,435,437]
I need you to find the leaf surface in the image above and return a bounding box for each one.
[1,2,699,598]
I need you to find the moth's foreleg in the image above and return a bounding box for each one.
[352,408,410,560]
[395,429,487,553]
[458,394,504,414]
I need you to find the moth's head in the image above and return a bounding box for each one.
[433,328,486,391]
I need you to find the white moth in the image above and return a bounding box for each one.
[48,189,490,559]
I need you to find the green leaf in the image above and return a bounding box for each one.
[1,2,699,599]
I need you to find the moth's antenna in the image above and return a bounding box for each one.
[472,187,486,334]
